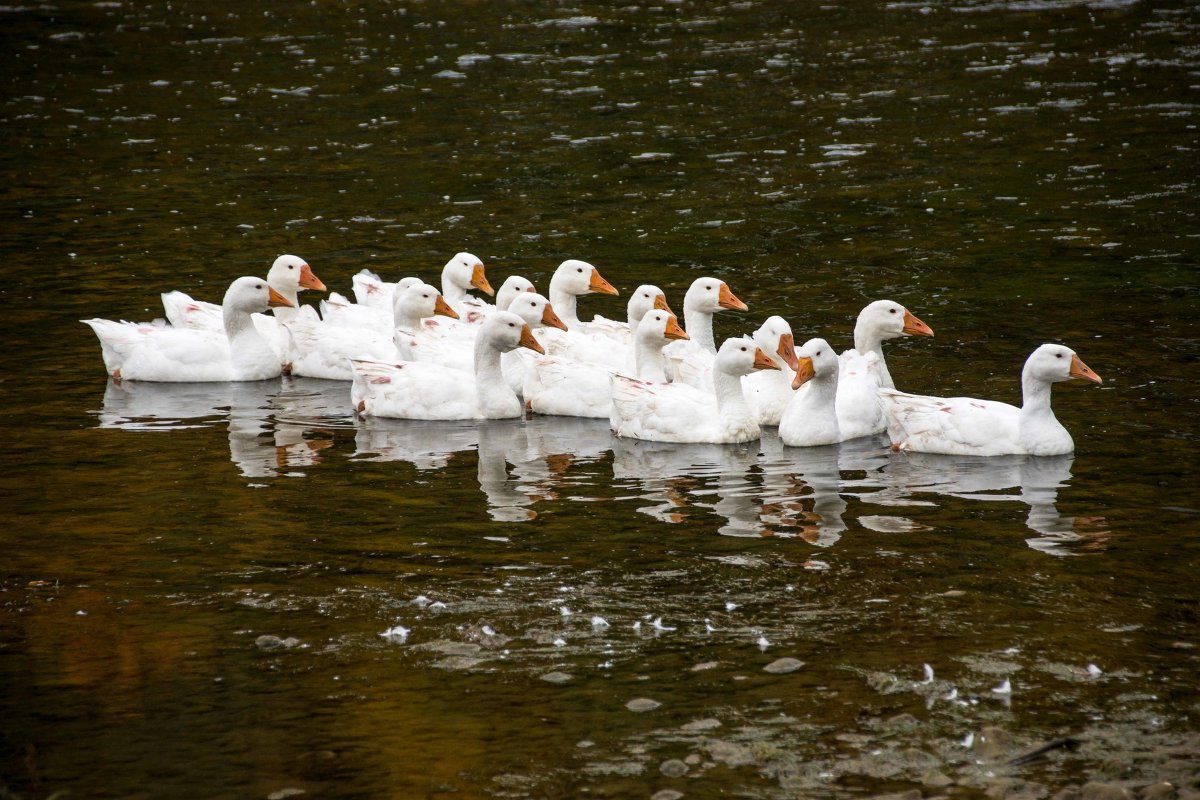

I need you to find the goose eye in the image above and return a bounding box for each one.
[577,267,583,273]
[889,308,897,314]
[255,283,263,289]
[1055,353,1063,358]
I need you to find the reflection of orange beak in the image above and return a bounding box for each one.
[776,332,800,371]
[1069,353,1102,384]
[653,293,673,314]
[433,295,459,319]
[752,347,780,371]
[664,314,689,341]
[588,268,619,296]
[518,324,544,354]
[268,286,294,308]
[471,263,494,296]
[790,356,815,390]
[718,283,748,312]
[299,264,326,292]
[902,309,933,337]
[540,303,568,331]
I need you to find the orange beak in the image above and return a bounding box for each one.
[267,286,294,308]
[518,323,544,354]
[1069,353,1102,384]
[588,268,619,296]
[298,263,326,292]
[790,356,815,390]
[776,332,800,371]
[653,293,673,314]
[718,283,748,312]
[525,284,537,293]
[433,295,459,320]
[540,303,568,331]
[664,314,689,341]
[753,347,780,371]
[471,263,494,296]
[902,309,934,337]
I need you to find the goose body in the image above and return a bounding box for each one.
[525,310,687,418]
[779,338,846,447]
[880,343,1102,456]
[350,311,544,420]
[611,337,777,444]
[84,277,293,382]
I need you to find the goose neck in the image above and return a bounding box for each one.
[549,287,580,327]
[684,308,716,353]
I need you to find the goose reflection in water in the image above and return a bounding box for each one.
[877,451,1110,555]
[97,378,345,478]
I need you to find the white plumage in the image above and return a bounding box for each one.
[880,343,1102,456]
[83,277,294,382]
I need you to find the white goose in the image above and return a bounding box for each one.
[83,276,293,382]
[542,283,669,371]
[779,338,846,447]
[547,259,619,329]
[632,310,689,382]
[161,255,325,365]
[663,277,749,389]
[742,316,802,426]
[399,276,540,373]
[836,300,934,439]
[610,337,778,444]
[880,343,1102,456]
[350,311,544,420]
[286,281,459,381]
[440,251,494,318]
[391,282,461,361]
[498,291,569,395]
[524,309,688,418]
[322,275,422,331]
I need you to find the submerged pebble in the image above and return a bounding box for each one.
[626,697,661,713]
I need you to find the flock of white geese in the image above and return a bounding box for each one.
[83,252,1103,457]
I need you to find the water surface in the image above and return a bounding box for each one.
[2,1,1198,798]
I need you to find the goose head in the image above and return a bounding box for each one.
[550,259,619,298]
[395,282,458,323]
[791,338,840,390]
[1025,343,1102,385]
[224,276,293,313]
[627,284,672,323]
[637,310,689,345]
[495,275,537,312]
[482,310,544,355]
[506,291,567,331]
[396,276,423,292]
[443,252,493,296]
[855,299,933,343]
[753,315,800,370]
[715,336,779,378]
[268,254,326,293]
[684,277,748,315]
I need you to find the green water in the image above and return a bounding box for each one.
[2,1,1198,798]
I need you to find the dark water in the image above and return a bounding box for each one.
[2,1,1198,798]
